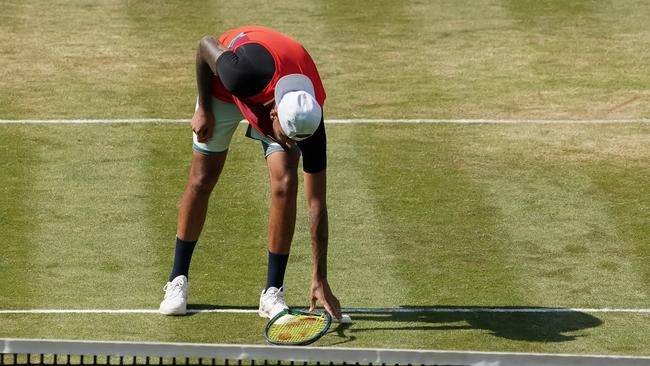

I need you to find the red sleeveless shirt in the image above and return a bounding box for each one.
[212,26,326,138]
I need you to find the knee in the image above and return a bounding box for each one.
[270,172,298,199]
[187,170,219,196]
[308,205,327,221]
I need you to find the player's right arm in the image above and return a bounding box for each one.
[193,36,228,142]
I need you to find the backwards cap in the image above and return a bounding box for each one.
[274,74,322,141]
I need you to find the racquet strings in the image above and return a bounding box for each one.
[266,313,329,344]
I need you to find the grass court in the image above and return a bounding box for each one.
[1,0,649,357]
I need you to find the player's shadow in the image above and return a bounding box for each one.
[333,306,602,343]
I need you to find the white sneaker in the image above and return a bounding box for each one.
[159,275,188,315]
[259,286,289,319]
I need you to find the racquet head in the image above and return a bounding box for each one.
[264,308,332,346]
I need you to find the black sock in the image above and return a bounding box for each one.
[169,237,197,281]
[265,251,289,290]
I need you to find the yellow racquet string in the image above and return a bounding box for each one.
[267,314,328,343]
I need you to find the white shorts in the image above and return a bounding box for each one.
[192,97,300,157]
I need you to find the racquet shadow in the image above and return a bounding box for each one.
[331,306,602,343]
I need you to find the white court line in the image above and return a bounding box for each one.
[328,118,650,124]
[0,118,649,124]
[0,118,189,124]
[1,307,650,315]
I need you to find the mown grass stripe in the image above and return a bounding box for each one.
[0,128,36,308]
[455,124,649,308]
[349,124,528,307]
[324,127,410,307]
[21,125,158,308]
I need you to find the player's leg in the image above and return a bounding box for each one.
[168,150,227,278]
[160,98,242,316]
[259,145,301,318]
[160,152,227,316]
[266,150,300,257]
[172,98,241,280]
[176,151,227,242]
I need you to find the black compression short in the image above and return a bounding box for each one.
[297,117,326,174]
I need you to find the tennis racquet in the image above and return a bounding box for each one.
[264,308,332,346]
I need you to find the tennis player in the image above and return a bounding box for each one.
[159,26,342,321]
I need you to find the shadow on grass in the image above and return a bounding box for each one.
[332,306,602,344]
[181,304,601,344]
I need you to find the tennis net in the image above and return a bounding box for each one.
[2,338,649,366]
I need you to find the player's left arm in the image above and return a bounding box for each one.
[299,122,342,320]
[304,169,342,321]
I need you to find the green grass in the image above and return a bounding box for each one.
[1,312,649,354]
[1,0,650,119]
[1,123,649,355]
[1,0,650,358]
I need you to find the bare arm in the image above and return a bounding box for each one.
[304,170,342,320]
[193,36,227,142]
[196,36,227,108]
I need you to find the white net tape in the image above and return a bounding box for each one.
[2,338,649,366]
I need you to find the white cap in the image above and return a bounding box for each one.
[274,74,322,141]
